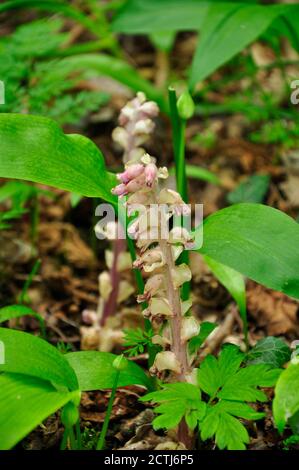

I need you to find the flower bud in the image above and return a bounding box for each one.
[152,351,181,374]
[61,402,79,428]
[99,271,112,301]
[112,127,129,149]
[140,101,159,118]
[133,119,155,135]
[117,163,144,184]
[82,309,97,325]
[113,354,128,371]
[177,91,195,120]
[111,183,128,197]
[171,264,192,288]
[144,163,158,187]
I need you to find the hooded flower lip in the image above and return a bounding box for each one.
[171,263,192,288]
[158,188,191,216]
[133,247,165,272]
[150,351,181,375]
[181,317,200,342]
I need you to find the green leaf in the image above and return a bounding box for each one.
[197,355,221,397]
[189,3,283,87]
[274,363,299,433]
[0,305,45,337]
[0,373,74,450]
[65,351,153,391]
[112,0,210,34]
[149,31,176,53]
[189,321,217,354]
[0,1,100,36]
[153,401,186,430]
[204,255,248,341]
[246,337,291,368]
[227,175,270,205]
[217,400,265,421]
[196,203,299,299]
[51,55,168,113]
[218,344,244,384]
[141,382,205,431]
[185,164,221,185]
[200,399,265,450]
[0,327,78,391]
[0,113,117,203]
[218,364,280,402]
[215,411,249,450]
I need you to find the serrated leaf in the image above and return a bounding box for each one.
[196,203,299,299]
[153,400,185,430]
[246,337,291,368]
[218,364,277,402]
[273,363,299,433]
[217,401,265,421]
[197,355,221,397]
[0,327,78,391]
[0,373,75,450]
[65,351,153,391]
[189,321,217,354]
[218,344,245,384]
[216,412,249,450]
[0,114,117,203]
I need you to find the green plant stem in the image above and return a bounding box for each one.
[68,426,77,450]
[18,258,41,305]
[75,420,82,450]
[168,87,190,301]
[30,192,39,247]
[60,429,69,450]
[52,39,117,57]
[96,370,120,450]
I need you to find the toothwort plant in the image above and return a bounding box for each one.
[112,147,200,444]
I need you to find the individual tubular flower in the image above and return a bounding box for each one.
[150,351,181,376]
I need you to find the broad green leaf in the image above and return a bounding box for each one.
[274,363,299,433]
[188,321,217,354]
[0,305,45,337]
[0,327,78,391]
[65,351,153,391]
[0,1,99,36]
[204,255,248,340]
[246,337,291,368]
[112,0,210,34]
[52,55,168,113]
[196,203,299,299]
[189,3,283,87]
[227,175,270,205]
[0,114,117,203]
[0,373,74,450]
